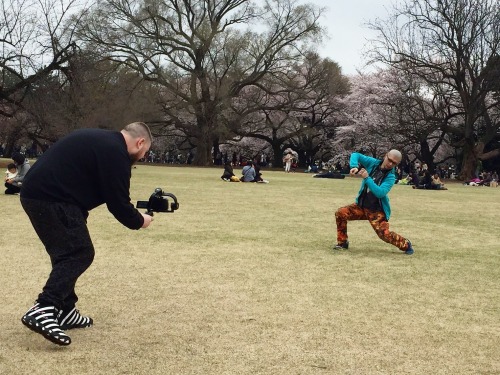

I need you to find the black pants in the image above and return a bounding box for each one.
[4,182,21,194]
[21,198,94,310]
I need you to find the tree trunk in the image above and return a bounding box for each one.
[3,125,23,158]
[192,121,214,166]
[212,138,222,165]
[271,143,283,169]
[193,139,212,165]
[419,140,435,173]
[459,141,479,180]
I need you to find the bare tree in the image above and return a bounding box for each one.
[79,0,324,165]
[23,53,164,144]
[0,0,86,119]
[368,0,500,179]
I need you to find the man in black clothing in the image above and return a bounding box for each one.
[20,122,154,346]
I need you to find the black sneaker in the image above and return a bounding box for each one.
[405,240,414,255]
[334,241,349,250]
[21,303,71,346]
[58,307,93,330]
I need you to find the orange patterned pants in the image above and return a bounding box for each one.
[335,203,409,251]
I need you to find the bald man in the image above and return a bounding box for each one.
[334,150,414,255]
[20,122,154,346]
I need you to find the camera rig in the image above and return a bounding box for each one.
[136,187,179,216]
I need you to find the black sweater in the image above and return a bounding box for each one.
[21,129,144,229]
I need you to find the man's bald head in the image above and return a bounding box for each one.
[381,149,402,170]
[388,149,402,162]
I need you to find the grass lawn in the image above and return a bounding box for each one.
[1,162,499,374]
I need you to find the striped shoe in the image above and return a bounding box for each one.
[58,307,93,330]
[21,303,71,346]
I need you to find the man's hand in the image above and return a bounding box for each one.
[350,167,368,178]
[5,179,13,184]
[358,168,369,179]
[141,213,154,228]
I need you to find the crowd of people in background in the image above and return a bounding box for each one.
[221,159,269,183]
[3,140,500,190]
[141,150,195,164]
[395,160,499,190]
[0,142,50,159]
[141,149,272,167]
[396,161,452,190]
[464,170,499,187]
[410,170,448,190]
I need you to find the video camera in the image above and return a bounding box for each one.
[136,188,179,216]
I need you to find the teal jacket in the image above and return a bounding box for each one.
[350,152,396,220]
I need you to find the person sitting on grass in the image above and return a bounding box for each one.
[431,173,448,190]
[4,163,17,180]
[481,171,492,186]
[412,170,433,189]
[221,161,236,181]
[241,161,256,182]
[491,171,498,187]
[465,176,483,186]
[252,157,269,183]
[4,152,30,195]
[397,174,412,185]
[313,170,345,179]
[410,170,420,186]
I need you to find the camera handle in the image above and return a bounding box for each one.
[136,189,179,214]
[162,193,179,211]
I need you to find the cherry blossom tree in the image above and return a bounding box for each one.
[368,0,500,179]
[230,53,349,166]
[337,68,458,172]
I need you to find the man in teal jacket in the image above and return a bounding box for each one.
[334,150,414,255]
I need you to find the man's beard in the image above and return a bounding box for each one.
[129,151,143,165]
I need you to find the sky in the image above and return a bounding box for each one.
[304,0,395,75]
